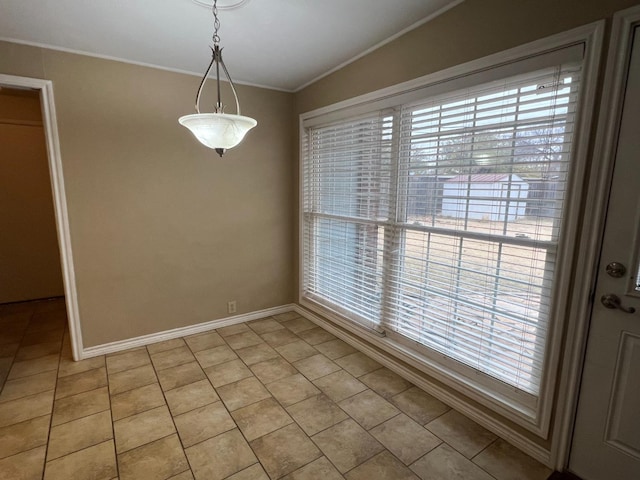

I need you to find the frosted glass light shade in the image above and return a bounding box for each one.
[179,113,257,150]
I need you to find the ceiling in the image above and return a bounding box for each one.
[0,0,461,92]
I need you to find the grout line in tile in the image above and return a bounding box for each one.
[414,426,501,480]
[0,307,36,391]
[167,395,221,419]
[108,382,165,412]
[0,444,49,466]
[193,324,318,477]
[115,430,176,458]
[0,381,55,406]
[421,407,450,428]
[106,346,148,358]
[110,349,163,475]
[12,341,64,363]
[232,333,355,476]
[176,424,238,452]
[175,369,259,476]
[0,388,57,421]
[59,365,104,378]
[177,468,196,479]
[145,341,205,470]
[107,375,157,396]
[45,438,117,469]
[459,438,502,480]
[323,419,415,477]
[471,453,501,480]
[0,413,51,462]
[471,436,498,461]
[3,364,60,384]
[147,343,189,358]
[48,400,111,428]
[46,417,115,463]
[307,451,343,479]
[41,324,66,477]
[219,462,261,480]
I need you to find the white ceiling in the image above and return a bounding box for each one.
[0,0,461,92]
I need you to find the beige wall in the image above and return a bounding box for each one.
[0,91,64,303]
[0,42,294,347]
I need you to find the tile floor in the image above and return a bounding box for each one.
[0,298,553,480]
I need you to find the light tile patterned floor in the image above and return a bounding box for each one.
[0,298,553,480]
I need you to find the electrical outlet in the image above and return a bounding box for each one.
[227,300,237,314]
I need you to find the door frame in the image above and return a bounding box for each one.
[551,4,640,471]
[0,74,84,361]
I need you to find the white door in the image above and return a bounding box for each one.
[569,13,640,480]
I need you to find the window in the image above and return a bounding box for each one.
[303,113,393,330]
[302,44,585,415]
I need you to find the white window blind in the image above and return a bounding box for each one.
[302,52,583,400]
[303,113,393,330]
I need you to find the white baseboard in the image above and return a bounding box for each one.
[81,304,297,359]
[293,304,552,467]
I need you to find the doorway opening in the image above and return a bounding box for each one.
[0,74,82,360]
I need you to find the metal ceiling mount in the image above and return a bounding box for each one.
[191,0,251,10]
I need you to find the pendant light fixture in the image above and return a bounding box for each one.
[179,0,257,157]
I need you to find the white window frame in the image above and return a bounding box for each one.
[299,21,604,442]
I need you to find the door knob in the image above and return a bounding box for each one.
[605,262,626,278]
[600,293,636,313]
